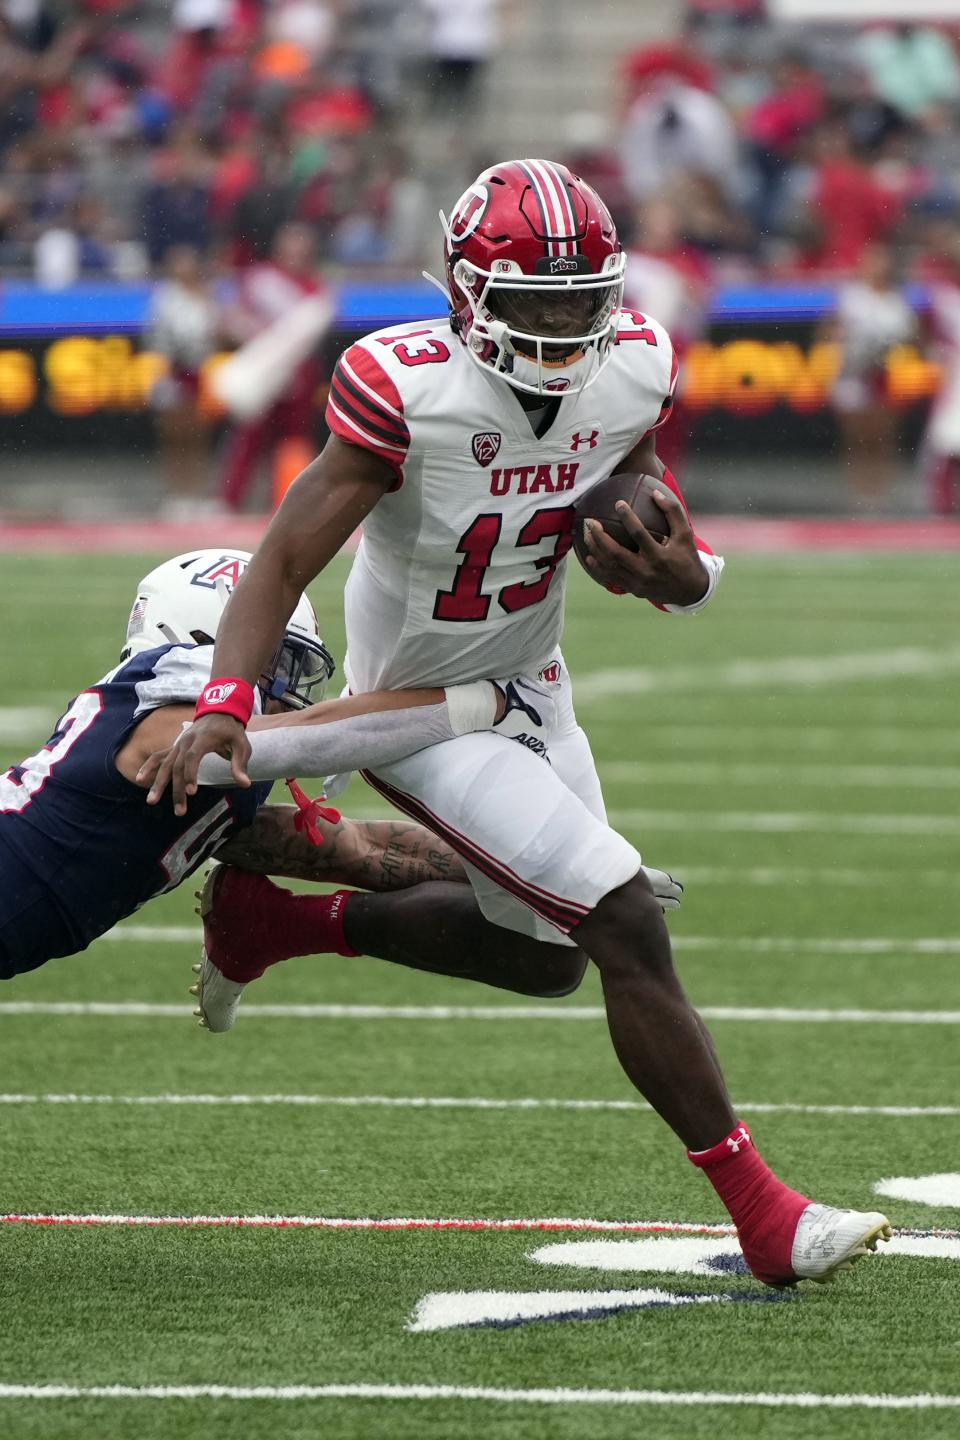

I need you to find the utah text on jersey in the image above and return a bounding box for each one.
[326,309,689,693]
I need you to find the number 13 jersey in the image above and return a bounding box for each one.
[326,310,682,691]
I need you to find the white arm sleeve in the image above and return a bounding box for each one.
[663,551,725,616]
[196,681,498,786]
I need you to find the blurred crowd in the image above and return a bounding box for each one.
[0,0,504,282]
[604,6,960,282]
[7,1,960,289]
[5,0,960,288]
[596,5,960,515]
[6,0,960,514]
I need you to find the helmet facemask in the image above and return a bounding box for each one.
[260,634,335,710]
[121,549,336,711]
[450,252,625,396]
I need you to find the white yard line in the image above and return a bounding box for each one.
[0,707,56,742]
[576,644,960,702]
[600,761,960,789]
[95,926,201,943]
[676,937,960,954]
[0,1382,957,1410]
[90,925,960,954]
[608,808,960,835]
[585,723,960,753]
[677,866,956,887]
[530,1234,960,1276]
[407,1287,730,1332]
[1,1000,959,1022]
[0,1093,954,1117]
[1,1213,956,1242]
[0,1214,740,1235]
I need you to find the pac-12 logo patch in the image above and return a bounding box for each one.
[472,432,502,467]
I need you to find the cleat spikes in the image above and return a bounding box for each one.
[191,963,201,974]
[188,985,198,997]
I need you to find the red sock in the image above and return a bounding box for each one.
[688,1122,810,1284]
[271,888,360,962]
[209,878,361,983]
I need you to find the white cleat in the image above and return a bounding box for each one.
[189,956,249,1033]
[790,1203,892,1283]
[190,865,248,1034]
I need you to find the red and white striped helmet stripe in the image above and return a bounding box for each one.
[519,159,580,257]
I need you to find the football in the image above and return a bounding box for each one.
[572,471,670,575]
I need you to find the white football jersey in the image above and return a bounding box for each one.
[327,308,697,690]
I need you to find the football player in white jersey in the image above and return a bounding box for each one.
[142,159,890,1287]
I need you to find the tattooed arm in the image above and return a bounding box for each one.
[344,818,468,890]
[214,803,468,890]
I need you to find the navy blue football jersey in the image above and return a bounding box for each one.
[0,644,270,976]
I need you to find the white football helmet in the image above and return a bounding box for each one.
[121,549,335,709]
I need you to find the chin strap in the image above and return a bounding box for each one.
[285,778,341,847]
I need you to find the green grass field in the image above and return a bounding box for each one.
[1,547,959,1439]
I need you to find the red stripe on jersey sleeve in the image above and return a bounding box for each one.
[325,344,410,469]
[645,341,680,436]
[658,466,712,555]
[343,344,405,416]
[646,464,713,613]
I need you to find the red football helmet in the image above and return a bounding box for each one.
[431,158,626,396]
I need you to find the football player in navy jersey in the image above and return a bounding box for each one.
[0,547,681,1026]
[0,548,560,994]
[140,161,891,1286]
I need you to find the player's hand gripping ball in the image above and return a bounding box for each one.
[572,471,707,605]
[572,472,669,564]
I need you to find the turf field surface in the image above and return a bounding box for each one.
[1,546,959,1440]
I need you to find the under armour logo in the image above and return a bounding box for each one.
[727,1126,751,1155]
[570,430,599,451]
[495,680,543,729]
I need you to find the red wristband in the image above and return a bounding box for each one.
[195,677,255,725]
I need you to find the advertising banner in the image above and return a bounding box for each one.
[0,283,939,454]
